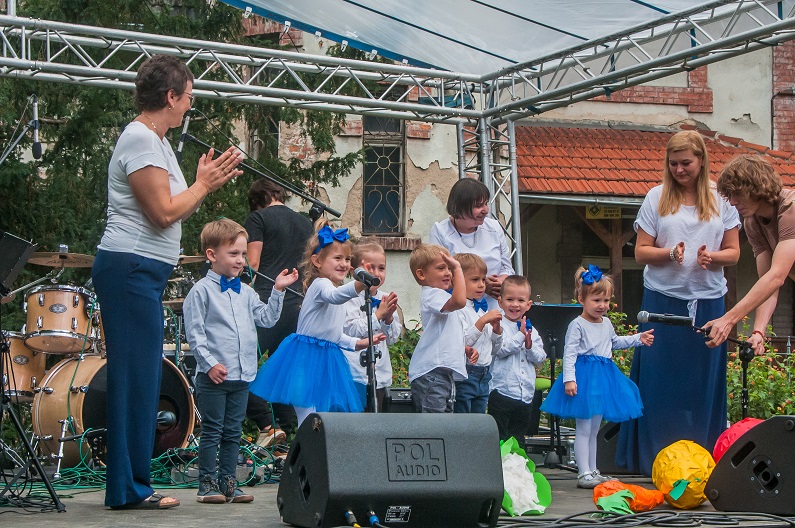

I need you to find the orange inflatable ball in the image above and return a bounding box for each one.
[593,480,665,513]
[712,417,763,463]
[652,440,715,509]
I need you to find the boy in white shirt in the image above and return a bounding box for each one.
[408,244,473,413]
[343,239,403,411]
[488,275,547,441]
[452,253,502,413]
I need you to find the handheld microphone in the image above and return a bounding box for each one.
[637,310,694,327]
[176,109,191,164]
[32,95,42,160]
[353,267,381,287]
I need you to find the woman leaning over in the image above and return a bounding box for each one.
[615,130,740,476]
[91,55,242,509]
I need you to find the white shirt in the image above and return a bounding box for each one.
[490,316,547,403]
[408,286,468,382]
[561,316,643,383]
[183,270,284,382]
[458,300,503,367]
[428,216,515,310]
[634,185,740,300]
[342,290,403,388]
[296,278,359,351]
[99,121,188,265]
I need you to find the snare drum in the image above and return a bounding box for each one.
[33,354,196,467]
[2,332,46,402]
[24,285,96,354]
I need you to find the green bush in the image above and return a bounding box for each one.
[389,320,420,387]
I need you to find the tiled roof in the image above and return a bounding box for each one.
[516,124,795,197]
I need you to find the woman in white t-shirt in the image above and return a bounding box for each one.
[616,130,740,476]
[91,55,241,510]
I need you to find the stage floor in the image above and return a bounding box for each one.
[1,467,789,528]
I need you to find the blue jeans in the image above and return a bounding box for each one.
[195,373,249,480]
[454,364,491,414]
[92,250,173,507]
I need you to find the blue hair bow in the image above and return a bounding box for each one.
[315,226,349,254]
[581,264,603,285]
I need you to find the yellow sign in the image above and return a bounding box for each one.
[586,205,621,219]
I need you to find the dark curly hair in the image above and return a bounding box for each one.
[134,55,194,112]
[717,154,782,205]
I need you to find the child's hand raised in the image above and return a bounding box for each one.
[208,363,228,384]
[491,318,502,335]
[355,333,387,350]
[376,291,398,324]
[465,346,479,364]
[273,268,299,291]
[440,252,461,270]
[639,328,654,346]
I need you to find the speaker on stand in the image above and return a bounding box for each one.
[706,415,795,515]
[277,413,504,528]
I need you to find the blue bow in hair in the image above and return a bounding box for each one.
[581,264,603,285]
[472,298,489,313]
[220,276,241,294]
[315,226,349,254]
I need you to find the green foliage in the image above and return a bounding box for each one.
[389,319,420,387]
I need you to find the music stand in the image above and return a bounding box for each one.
[527,303,581,470]
[0,232,64,512]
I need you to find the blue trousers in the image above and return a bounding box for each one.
[454,364,491,414]
[195,373,249,481]
[92,250,172,507]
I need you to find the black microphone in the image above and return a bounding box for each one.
[32,95,42,160]
[637,310,694,327]
[353,267,381,287]
[176,109,191,164]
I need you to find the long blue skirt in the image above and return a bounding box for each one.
[249,333,364,413]
[540,355,643,422]
[615,288,728,475]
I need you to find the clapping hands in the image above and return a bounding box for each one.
[273,268,299,291]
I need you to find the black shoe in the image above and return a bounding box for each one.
[221,474,253,503]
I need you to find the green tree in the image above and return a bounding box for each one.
[0,0,360,328]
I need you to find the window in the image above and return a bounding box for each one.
[362,116,404,235]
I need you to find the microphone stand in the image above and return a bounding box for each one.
[184,135,342,218]
[697,327,755,420]
[247,267,304,299]
[360,284,379,413]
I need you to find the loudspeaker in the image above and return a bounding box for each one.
[596,422,637,475]
[706,415,795,515]
[277,413,503,528]
[383,387,414,413]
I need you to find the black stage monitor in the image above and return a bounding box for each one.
[0,231,37,294]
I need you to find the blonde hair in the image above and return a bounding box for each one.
[200,218,247,253]
[351,238,385,268]
[453,253,487,275]
[501,275,531,298]
[409,244,450,283]
[299,218,353,289]
[574,266,614,301]
[717,154,782,205]
[659,130,718,222]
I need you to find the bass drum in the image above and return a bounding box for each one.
[33,355,195,467]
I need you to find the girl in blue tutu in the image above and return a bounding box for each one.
[541,265,654,488]
[249,220,386,426]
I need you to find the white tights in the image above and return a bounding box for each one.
[574,415,602,476]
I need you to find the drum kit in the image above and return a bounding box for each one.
[1,249,205,475]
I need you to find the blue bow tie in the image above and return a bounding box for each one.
[371,298,381,308]
[472,298,488,312]
[220,276,241,294]
[517,319,533,331]
[315,225,350,254]
[581,264,603,285]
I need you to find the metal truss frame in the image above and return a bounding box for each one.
[1,0,794,270]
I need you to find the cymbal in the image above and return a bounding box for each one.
[0,293,16,304]
[28,252,95,268]
[177,255,206,265]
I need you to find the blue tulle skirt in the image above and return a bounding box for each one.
[249,333,364,413]
[540,355,643,422]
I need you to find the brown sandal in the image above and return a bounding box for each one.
[111,493,180,510]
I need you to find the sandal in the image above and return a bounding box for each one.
[111,493,180,510]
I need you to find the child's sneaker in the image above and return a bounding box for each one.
[576,472,599,489]
[256,427,287,448]
[591,470,616,483]
[197,476,226,503]
[222,475,254,503]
